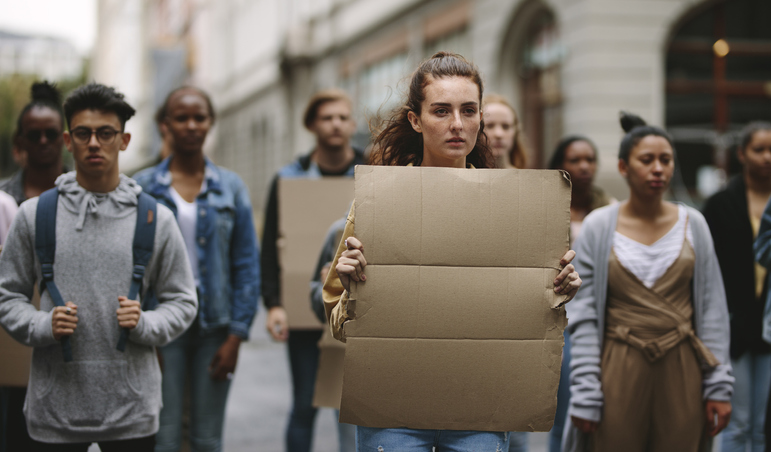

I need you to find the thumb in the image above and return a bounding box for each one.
[65,301,77,308]
[705,404,715,425]
[209,351,221,371]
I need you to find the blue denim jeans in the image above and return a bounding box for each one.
[155,325,232,452]
[356,427,509,451]
[286,330,355,452]
[722,351,771,452]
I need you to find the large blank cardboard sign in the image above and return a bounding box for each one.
[279,178,354,329]
[340,166,571,432]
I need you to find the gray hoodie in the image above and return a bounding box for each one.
[0,172,197,443]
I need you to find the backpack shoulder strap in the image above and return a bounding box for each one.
[117,192,157,352]
[34,188,73,362]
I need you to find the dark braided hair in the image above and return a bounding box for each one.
[15,81,63,137]
[618,111,674,162]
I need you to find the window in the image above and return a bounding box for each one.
[666,0,771,199]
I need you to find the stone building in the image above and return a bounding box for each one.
[0,30,82,81]
[95,0,771,212]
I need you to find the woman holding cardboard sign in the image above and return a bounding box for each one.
[564,113,733,451]
[322,52,582,451]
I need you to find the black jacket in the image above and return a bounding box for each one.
[702,175,770,358]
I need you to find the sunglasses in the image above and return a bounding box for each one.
[24,128,61,143]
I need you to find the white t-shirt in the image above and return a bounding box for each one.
[169,185,201,286]
[613,205,693,288]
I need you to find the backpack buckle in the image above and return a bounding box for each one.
[40,263,54,281]
[132,264,146,282]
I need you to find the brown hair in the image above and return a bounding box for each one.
[369,52,494,168]
[482,94,529,169]
[303,89,352,129]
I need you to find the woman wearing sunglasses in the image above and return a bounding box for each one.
[0,81,69,452]
[1,82,68,207]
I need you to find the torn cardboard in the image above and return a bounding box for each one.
[279,178,354,329]
[313,326,346,409]
[340,166,570,432]
[0,285,40,386]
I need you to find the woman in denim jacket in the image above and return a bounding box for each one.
[133,86,261,452]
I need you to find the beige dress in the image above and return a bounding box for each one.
[593,221,719,452]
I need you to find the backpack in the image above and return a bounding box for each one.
[34,188,157,362]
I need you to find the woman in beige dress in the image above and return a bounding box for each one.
[564,113,734,452]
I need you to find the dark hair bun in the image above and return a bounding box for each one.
[619,111,646,133]
[30,81,61,105]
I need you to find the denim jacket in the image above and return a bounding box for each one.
[133,158,261,339]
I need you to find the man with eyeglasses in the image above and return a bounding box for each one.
[0,83,197,452]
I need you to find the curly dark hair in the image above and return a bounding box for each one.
[369,52,494,169]
[63,83,136,130]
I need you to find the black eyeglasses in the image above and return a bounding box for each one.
[70,127,121,146]
[24,128,61,143]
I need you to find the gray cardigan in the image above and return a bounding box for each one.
[565,203,733,426]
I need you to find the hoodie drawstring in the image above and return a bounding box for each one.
[76,193,100,231]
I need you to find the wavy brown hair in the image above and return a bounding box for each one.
[482,94,529,169]
[369,52,494,168]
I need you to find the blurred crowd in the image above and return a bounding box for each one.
[0,50,770,452]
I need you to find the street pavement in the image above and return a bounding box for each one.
[85,308,724,451]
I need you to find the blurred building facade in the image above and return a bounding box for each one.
[93,0,771,210]
[0,30,82,80]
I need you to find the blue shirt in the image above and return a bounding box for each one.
[133,158,261,339]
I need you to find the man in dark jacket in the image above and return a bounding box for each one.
[261,89,364,452]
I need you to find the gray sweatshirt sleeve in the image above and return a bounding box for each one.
[129,205,197,346]
[690,209,734,401]
[0,201,58,347]
[565,215,604,423]
[310,218,347,323]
